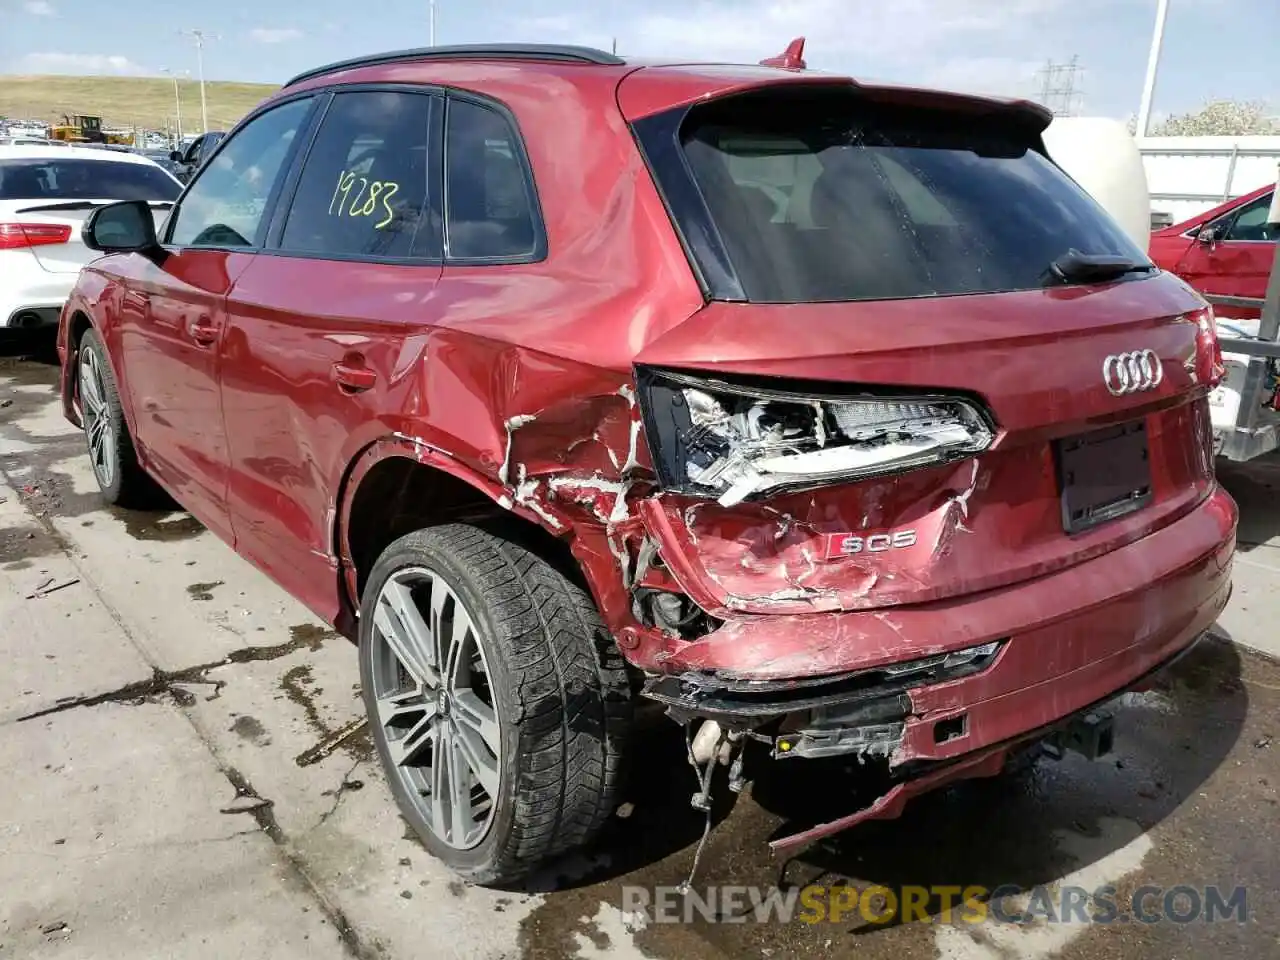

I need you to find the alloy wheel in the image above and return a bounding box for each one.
[368,567,502,850]
[79,348,116,490]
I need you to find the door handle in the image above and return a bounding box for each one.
[332,360,377,392]
[188,316,218,346]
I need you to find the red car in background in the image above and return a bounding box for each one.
[1150,183,1278,320]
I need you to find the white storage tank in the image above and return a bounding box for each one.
[1042,117,1153,253]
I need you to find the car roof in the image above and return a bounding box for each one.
[278,43,1051,128]
[0,144,163,165]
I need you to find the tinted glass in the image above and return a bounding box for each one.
[673,88,1149,303]
[1224,193,1278,242]
[0,158,180,201]
[280,91,434,259]
[169,99,310,248]
[444,98,538,260]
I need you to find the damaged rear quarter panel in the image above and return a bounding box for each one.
[320,65,706,631]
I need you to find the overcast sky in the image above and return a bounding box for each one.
[2,0,1276,121]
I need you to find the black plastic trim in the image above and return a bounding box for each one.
[630,108,744,302]
[283,44,625,88]
[642,643,1003,722]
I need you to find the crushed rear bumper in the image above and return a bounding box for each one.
[767,633,1204,853]
[643,487,1236,772]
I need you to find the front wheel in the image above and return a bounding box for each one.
[76,327,159,507]
[358,524,632,884]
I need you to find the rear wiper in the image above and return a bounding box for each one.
[14,200,175,214]
[1043,251,1156,286]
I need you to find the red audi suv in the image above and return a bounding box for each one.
[57,41,1236,883]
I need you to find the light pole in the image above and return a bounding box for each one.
[429,1,437,46]
[1135,0,1170,137]
[179,28,219,133]
[160,67,188,145]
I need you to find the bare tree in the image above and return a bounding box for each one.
[1135,99,1280,137]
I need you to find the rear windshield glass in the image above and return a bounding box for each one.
[674,88,1149,303]
[0,158,180,202]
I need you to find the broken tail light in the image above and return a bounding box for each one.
[637,369,994,506]
[1192,305,1226,390]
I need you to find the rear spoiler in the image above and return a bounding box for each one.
[756,36,1051,130]
[16,200,175,214]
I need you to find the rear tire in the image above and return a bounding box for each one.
[359,523,632,885]
[76,327,159,507]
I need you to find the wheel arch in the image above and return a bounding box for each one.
[334,436,588,634]
[59,308,96,428]
[60,299,141,446]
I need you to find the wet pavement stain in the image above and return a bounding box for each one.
[0,524,67,563]
[514,640,1278,960]
[290,623,340,650]
[117,510,204,542]
[222,766,284,843]
[187,580,226,601]
[230,714,271,746]
[17,630,347,722]
[280,663,372,765]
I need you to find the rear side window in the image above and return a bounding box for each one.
[653,87,1149,303]
[444,98,540,261]
[169,98,312,248]
[280,91,435,259]
[0,159,179,202]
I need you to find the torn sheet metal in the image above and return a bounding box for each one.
[635,459,991,617]
[632,437,1205,618]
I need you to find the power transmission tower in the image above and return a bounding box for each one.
[1036,56,1082,117]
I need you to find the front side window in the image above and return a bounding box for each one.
[444,98,540,261]
[168,98,311,248]
[0,158,180,201]
[653,87,1150,303]
[279,91,434,259]
[1223,193,1278,242]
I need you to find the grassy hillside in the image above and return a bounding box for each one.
[0,75,280,133]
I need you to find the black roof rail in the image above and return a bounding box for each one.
[283,44,626,88]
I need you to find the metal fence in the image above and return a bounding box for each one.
[1138,137,1280,223]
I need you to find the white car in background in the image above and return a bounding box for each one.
[0,145,182,332]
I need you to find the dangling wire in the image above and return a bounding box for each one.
[679,723,719,896]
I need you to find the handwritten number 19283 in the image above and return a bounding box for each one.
[329,170,400,229]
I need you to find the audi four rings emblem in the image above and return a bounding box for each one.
[1102,350,1163,396]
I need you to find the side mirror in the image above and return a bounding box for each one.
[1196,224,1220,246]
[82,200,160,254]
[169,149,183,163]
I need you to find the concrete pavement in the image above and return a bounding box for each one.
[2,351,1278,959]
